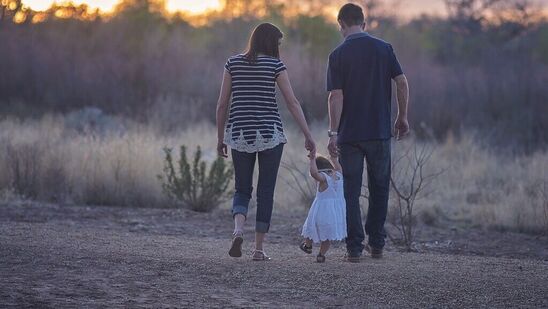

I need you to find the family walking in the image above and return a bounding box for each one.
[216,3,410,263]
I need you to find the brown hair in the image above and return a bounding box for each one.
[338,3,365,27]
[316,155,334,171]
[244,23,283,62]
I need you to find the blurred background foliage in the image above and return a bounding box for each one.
[0,0,547,152]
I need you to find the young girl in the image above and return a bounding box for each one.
[300,152,347,262]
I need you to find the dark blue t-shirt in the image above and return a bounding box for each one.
[327,32,403,143]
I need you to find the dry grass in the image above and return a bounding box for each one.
[0,115,215,207]
[0,115,546,233]
[425,134,548,234]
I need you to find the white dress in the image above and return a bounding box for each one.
[301,171,347,243]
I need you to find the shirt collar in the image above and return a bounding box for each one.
[345,32,370,41]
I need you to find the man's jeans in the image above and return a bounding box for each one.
[339,140,391,254]
[231,144,284,233]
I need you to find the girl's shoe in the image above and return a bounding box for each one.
[251,249,271,261]
[299,241,313,254]
[228,231,244,257]
[316,253,326,263]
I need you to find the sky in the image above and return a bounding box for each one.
[20,0,548,16]
[22,0,223,14]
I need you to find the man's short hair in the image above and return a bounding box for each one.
[338,3,365,27]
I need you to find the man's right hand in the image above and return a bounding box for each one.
[394,116,410,140]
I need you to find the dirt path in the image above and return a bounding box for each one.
[1,203,547,308]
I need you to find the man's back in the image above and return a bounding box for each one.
[327,32,403,143]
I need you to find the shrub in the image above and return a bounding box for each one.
[280,158,316,208]
[389,141,443,251]
[158,145,233,212]
[5,143,41,199]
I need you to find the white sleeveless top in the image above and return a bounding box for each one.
[301,171,347,243]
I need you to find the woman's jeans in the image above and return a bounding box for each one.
[231,144,284,233]
[339,140,391,254]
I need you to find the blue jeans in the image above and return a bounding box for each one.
[339,140,391,254]
[231,144,284,233]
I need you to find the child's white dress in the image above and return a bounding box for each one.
[301,171,347,243]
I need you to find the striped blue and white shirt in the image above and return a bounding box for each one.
[224,54,287,153]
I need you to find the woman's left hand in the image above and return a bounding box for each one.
[217,141,228,158]
[305,137,316,156]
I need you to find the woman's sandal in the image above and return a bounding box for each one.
[228,231,244,257]
[251,249,271,261]
[299,241,313,254]
[316,253,326,263]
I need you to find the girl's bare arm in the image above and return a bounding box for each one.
[309,154,327,183]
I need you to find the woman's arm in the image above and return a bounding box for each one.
[216,69,232,158]
[276,70,316,154]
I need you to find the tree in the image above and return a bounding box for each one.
[1,0,27,24]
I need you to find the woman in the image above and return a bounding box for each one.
[216,23,315,261]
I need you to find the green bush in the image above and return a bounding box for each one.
[158,145,233,212]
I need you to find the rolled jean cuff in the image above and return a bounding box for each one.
[255,221,270,233]
[232,205,248,219]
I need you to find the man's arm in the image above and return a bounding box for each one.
[328,90,343,133]
[394,74,410,140]
[328,89,343,156]
[330,154,343,173]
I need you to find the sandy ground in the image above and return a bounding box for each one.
[0,202,547,308]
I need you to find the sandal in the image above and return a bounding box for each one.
[251,249,271,261]
[316,253,326,263]
[228,231,244,258]
[299,241,313,254]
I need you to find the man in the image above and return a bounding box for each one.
[326,3,410,262]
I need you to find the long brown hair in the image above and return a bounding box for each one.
[244,23,283,62]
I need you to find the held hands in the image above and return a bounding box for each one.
[327,135,339,157]
[394,116,410,140]
[305,136,316,157]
